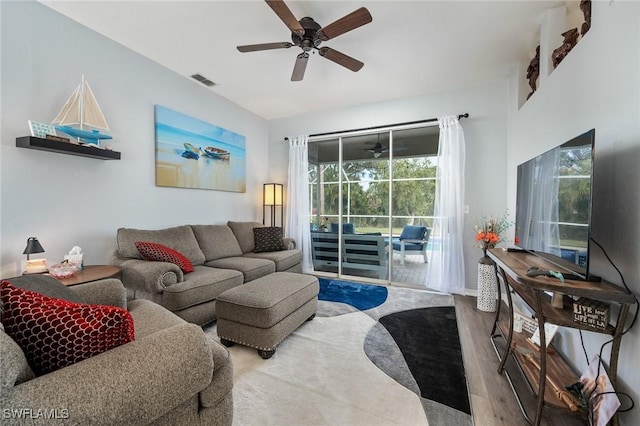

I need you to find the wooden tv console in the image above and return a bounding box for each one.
[487,249,635,426]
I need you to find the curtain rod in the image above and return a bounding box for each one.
[284,113,469,141]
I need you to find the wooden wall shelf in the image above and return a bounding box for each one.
[16,136,121,160]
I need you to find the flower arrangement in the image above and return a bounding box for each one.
[474,211,513,256]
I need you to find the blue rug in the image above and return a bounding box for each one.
[318,277,388,311]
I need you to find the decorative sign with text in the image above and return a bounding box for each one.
[573,298,610,330]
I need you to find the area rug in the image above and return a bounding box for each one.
[203,278,472,426]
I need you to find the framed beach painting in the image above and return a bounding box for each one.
[155,105,246,192]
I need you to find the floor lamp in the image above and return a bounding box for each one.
[263,183,283,227]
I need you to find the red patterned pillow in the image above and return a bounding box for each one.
[135,241,194,273]
[0,280,135,376]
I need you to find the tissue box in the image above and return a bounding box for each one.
[64,254,83,270]
[573,298,610,330]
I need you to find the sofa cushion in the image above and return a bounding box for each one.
[253,227,286,253]
[7,273,84,303]
[0,323,35,390]
[117,225,206,266]
[205,257,275,283]
[135,241,194,273]
[330,222,355,234]
[161,267,244,312]
[191,224,243,260]
[227,221,264,254]
[244,249,303,272]
[399,225,428,240]
[1,280,135,376]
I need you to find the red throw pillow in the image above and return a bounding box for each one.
[0,280,135,376]
[135,241,194,273]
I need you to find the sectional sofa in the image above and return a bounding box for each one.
[110,221,302,325]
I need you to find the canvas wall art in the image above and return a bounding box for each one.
[155,105,246,192]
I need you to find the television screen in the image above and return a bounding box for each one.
[515,129,597,280]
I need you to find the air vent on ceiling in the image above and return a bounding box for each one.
[190,73,216,87]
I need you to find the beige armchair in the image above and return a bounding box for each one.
[0,276,233,425]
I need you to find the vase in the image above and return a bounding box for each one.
[477,250,498,312]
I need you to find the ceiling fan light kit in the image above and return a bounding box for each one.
[237,0,372,81]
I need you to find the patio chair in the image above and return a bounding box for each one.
[329,222,355,234]
[390,225,431,265]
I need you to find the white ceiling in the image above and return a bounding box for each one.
[41,0,566,120]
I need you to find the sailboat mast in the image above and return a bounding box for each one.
[79,74,85,131]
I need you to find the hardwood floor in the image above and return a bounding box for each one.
[455,295,530,426]
[454,295,585,426]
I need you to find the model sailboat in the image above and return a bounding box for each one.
[51,75,112,146]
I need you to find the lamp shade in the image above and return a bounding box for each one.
[263,183,284,227]
[264,183,283,206]
[23,237,45,255]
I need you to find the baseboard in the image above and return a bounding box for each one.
[464,288,478,297]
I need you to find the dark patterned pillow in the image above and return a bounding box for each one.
[1,280,135,376]
[253,227,286,253]
[135,241,194,273]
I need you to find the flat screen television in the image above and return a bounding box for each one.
[514,128,599,281]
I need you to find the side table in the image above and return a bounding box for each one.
[54,265,121,286]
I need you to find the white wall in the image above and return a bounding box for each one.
[268,80,510,292]
[508,2,640,424]
[0,1,269,277]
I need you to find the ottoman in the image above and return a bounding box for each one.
[216,272,319,359]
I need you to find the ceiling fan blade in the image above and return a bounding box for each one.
[319,47,364,72]
[237,42,293,52]
[316,7,372,41]
[265,0,304,36]
[291,53,309,81]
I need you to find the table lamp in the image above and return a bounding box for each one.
[23,237,47,273]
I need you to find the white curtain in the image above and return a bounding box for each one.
[285,135,313,273]
[427,116,466,295]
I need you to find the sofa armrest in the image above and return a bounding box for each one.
[0,323,214,425]
[111,257,183,294]
[283,237,296,250]
[69,278,127,309]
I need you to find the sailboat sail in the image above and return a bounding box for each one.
[52,85,82,127]
[81,82,109,130]
[52,75,111,143]
[52,76,109,130]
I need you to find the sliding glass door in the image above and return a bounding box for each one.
[389,128,438,286]
[308,125,438,287]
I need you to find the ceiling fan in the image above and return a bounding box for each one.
[237,0,372,81]
[366,142,389,158]
[364,136,408,158]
